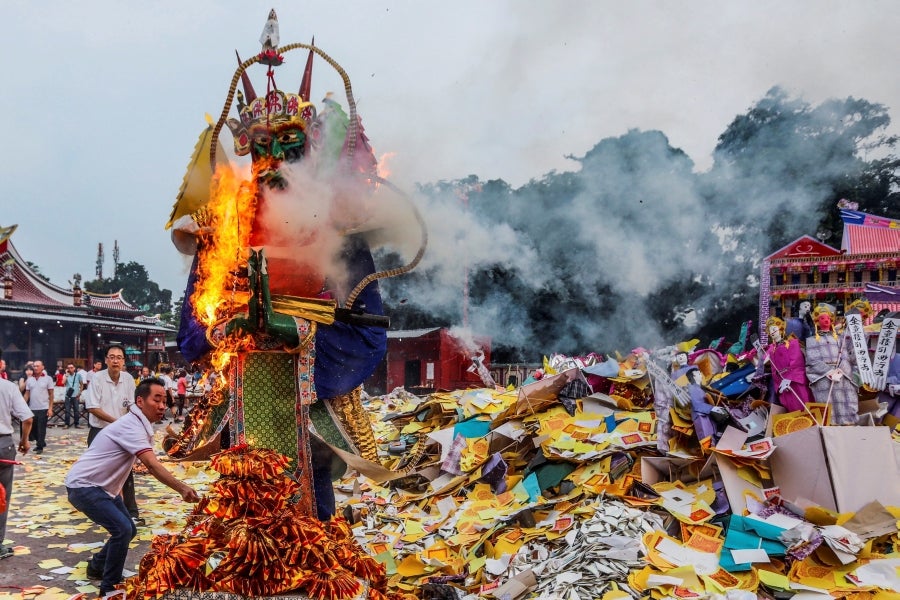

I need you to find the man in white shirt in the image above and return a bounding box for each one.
[23,360,54,454]
[76,364,90,393]
[83,360,103,392]
[65,377,199,595]
[63,363,84,428]
[0,350,33,560]
[85,345,142,525]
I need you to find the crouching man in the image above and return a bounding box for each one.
[64,377,200,596]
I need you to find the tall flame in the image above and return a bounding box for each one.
[193,164,256,324]
[190,159,277,377]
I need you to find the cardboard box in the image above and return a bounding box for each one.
[711,454,767,516]
[770,425,900,513]
[641,454,765,516]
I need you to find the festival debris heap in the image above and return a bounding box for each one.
[133,337,900,600]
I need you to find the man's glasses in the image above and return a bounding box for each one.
[106,355,125,361]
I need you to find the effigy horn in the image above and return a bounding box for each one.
[235,49,258,103]
[299,37,315,102]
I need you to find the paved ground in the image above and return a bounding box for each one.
[0,421,213,598]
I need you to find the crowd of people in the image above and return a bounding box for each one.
[0,346,209,594]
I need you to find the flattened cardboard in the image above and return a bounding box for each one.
[770,425,900,513]
[769,426,837,511]
[821,426,900,512]
[485,569,537,599]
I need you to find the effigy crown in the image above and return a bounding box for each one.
[228,89,317,157]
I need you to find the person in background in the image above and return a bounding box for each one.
[174,370,188,423]
[23,360,54,455]
[17,365,33,395]
[0,349,33,560]
[65,377,199,594]
[63,363,84,428]
[76,364,89,393]
[83,360,103,392]
[85,345,143,526]
[138,366,153,383]
[158,367,177,421]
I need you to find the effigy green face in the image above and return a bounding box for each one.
[251,126,307,189]
[251,127,307,163]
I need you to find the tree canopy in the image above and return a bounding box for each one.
[85,260,172,317]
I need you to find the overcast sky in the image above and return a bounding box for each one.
[2,1,899,301]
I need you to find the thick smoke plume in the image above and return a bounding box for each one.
[377,89,891,360]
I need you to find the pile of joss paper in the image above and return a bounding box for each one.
[334,350,900,599]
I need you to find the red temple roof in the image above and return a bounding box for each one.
[843,224,900,255]
[765,235,841,261]
[1,233,142,317]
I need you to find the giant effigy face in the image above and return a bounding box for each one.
[227,88,317,190]
[250,124,307,164]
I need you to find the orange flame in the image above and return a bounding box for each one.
[376,152,395,181]
[190,159,276,378]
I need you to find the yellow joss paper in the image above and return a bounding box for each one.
[466,553,486,575]
[469,483,495,502]
[626,565,658,593]
[400,520,427,542]
[551,436,577,451]
[700,568,741,593]
[395,554,429,577]
[423,540,455,564]
[38,558,64,569]
[399,422,426,435]
[804,506,839,526]
[735,464,762,487]
[493,538,524,559]
[669,409,693,429]
[572,440,596,454]
[666,566,703,592]
[685,530,722,555]
[459,438,490,471]
[613,419,639,434]
[756,568,791,591]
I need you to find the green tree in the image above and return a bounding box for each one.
[25,261,49,282]
[85,260,172,315]
[711,86,897,248]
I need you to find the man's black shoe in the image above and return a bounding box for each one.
[86,562,103,579]
[132,516,146,527]
[0,546,13,559]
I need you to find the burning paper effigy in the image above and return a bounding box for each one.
[134,9,425,600]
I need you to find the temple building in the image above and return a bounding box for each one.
[0,226,174,379]
[759,208,900,335]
